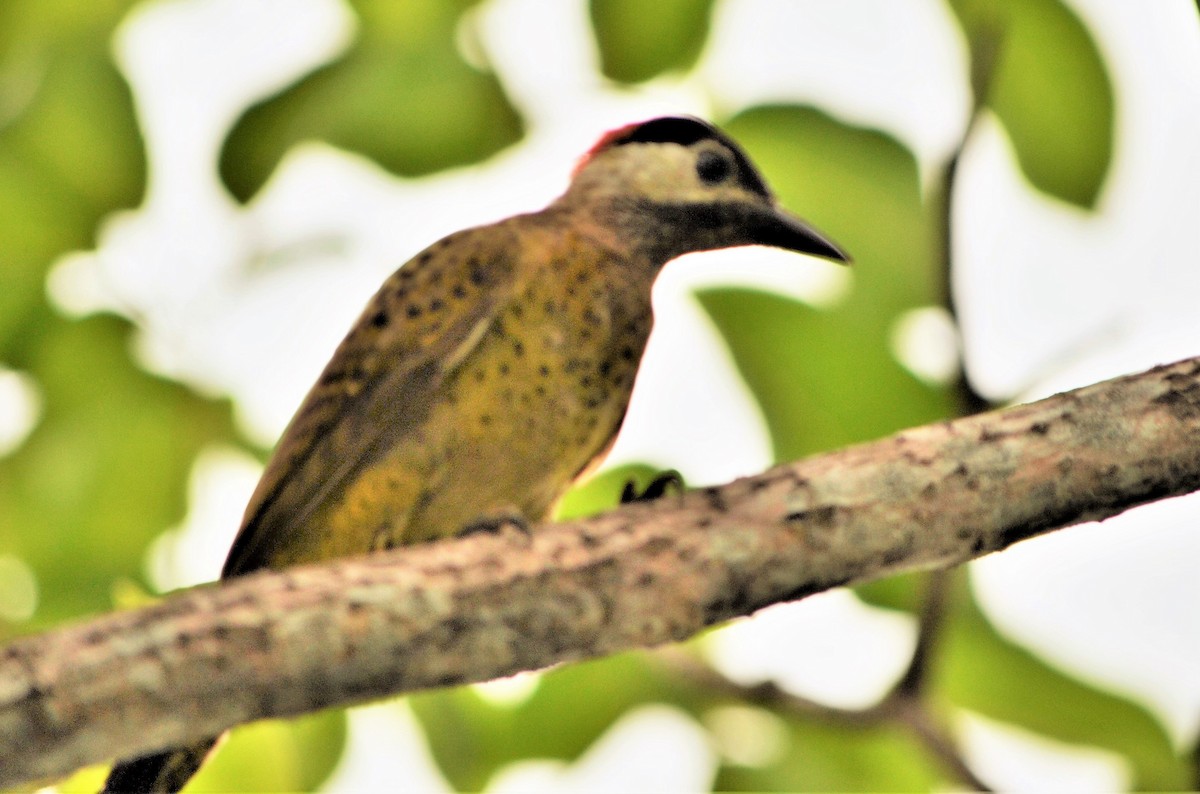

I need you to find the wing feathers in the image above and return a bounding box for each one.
[223,225,516,575]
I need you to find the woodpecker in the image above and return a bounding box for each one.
[102,115,848,792]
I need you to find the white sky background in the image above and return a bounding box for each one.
[19,0,1200,790]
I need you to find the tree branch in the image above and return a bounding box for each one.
[5,355,1200,787]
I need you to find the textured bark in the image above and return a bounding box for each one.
[5,355,1200,787]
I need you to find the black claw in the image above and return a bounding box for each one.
[620,470,685,504]
[459,511,532,537]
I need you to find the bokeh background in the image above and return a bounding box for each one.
[2,0,1199,790]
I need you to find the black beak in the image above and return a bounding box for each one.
[752,204,851,264]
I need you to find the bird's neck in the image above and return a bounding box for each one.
[545,195,694,269]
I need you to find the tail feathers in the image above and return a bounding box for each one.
[101,737,219,794]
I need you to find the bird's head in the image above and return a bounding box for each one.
[563,116,849,265]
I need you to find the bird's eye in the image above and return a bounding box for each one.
[695,150,731,185]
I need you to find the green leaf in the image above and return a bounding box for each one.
[716,719,944,791]
[412,653,676,791]
[0,7,178,632]
[0,0,145,351]
[0,316,235,635]
[589,0,716,83]
[219,0,523,202]
[415,642,944,792]
[698,106,953,463]
[947,0,1114,207]
[940,580,1189,790]
[854,570,927,614]
[186,708,347,792]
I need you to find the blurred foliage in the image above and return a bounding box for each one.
[937,581,1187,789]
[412,653,679,790]
[718,719,944,791]
[0,0,143,349]
[590,0,716,83]
[0,0,236,636]
[52,709,347,794]
[218,0,523,202]
[700,106,954,462]
[0,316,234,632]
[1,0,1185,791]
[948,0,1113,207]
[186,709,347,793]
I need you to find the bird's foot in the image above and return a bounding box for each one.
[620,470,685,504]
[459,509,532,537]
